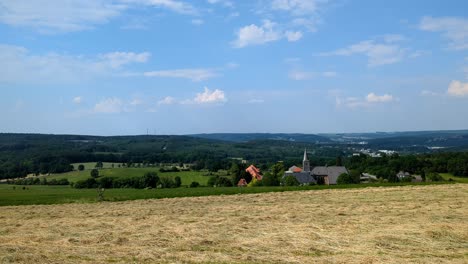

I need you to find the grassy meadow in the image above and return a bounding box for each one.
[44,166,212,186]
[0,184,466,263]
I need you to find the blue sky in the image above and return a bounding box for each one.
[0,0,467,135]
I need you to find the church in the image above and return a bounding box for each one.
[283,149,348,185]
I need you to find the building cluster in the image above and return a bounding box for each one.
[283,149,348,185]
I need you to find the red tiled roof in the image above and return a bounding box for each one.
[237,178,247,187]
[246,165,263,180]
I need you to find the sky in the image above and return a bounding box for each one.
[0,0,467,135]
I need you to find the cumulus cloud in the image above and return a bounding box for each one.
[94,98,124,113]
[158,96,176,105]
[447,80,468,97]
[232,20,281,48]
[366,93,393,103]
[285,31,303,42]
[193,87,227,104]
[419,16,468,50]
[318,36,407,67]
[144,68,217,81]
[73,96,83,104]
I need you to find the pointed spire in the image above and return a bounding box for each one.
[303,148,308,161]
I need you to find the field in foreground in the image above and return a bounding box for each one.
[1,184,467,263]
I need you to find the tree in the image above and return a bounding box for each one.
[142,172,159,188]
[283,175,300,186]
[78,164,85,171]
[95,161,103,169]
[174,176,182,187]
[337,170,360,184]
[336,156,343,166]
[427,172,444,182]
[90,169,99,178]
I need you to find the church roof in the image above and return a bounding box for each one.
[288,165,303,173]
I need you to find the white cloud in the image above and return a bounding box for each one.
[447,80,468,97]
[130,98,143,105]
[73,96,83,104]
[144,68,217,81]
[193,87,226,104]
[285,31,303,42]
[419,16,468,50]
[271,0,321,16]
[420,90,439,96]
[291,18,318,32]
[94,98,124,113]
[0,0,198,33]
[232,20,281,48]
[0,0,124,33]
[206,0,233,8]
[191,19,204,25]
[0,44,150,84]
[122,0,198,15]
[99,52,151,68]
[318,38,407,67]
[336,92,395,108]
[158,96,176,105]
[288,70,336,80]
[366,93,393,103]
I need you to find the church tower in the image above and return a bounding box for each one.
[303,148,310,172]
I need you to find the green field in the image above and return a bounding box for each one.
[44,167,212,186]
[71,162,122,170]
[440,173,468,183]
[0,182,457,206]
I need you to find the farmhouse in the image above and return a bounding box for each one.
[246,165,263,181]
[284,149,348,185]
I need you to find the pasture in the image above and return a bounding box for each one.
[0,184,466,263]
[43,167,212,186]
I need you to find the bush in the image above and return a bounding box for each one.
[426,172,444,182]
[190,181,200,188]
[283,175,300,186]
[90,169,99,178]
[142,172,159,188]
[208,176,233,187]
[78,164,85,171]
[160,176,175,188]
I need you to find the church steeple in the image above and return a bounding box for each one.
[303,148,310,172]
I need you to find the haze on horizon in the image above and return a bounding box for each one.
[1,0,467,136]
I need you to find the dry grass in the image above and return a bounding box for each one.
[1,184,467,264]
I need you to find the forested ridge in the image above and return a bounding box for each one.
[0,133,467,180]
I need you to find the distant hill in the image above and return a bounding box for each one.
[189,133,332,143]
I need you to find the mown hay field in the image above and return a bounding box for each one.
[1,184,467,263]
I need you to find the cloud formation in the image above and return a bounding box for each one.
[144,68,217,82]
[419,16,468,50]
[0,44,150,83]
[336,92,395,108]
[193,87,227,104]
[94,98,124,113]
[73,96,83,104]
[319,36,407,66]
[0,0,198,33]
[447,80,468,97]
